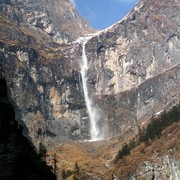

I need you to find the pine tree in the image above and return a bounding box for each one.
[39,142,47,162]
[53,153,58,176]
[74,162,80,175]
[61,169,67,180]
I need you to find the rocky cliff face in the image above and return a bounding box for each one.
[135,155,180,180]
[0,26,88,147]
[0,0,179,148]
[0,0,94,44]
[84,0,180,135]
[0,0,92,147]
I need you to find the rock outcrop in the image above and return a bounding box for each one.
[135,155,180,180]
[85,0,180,94]
[0,0,94,44]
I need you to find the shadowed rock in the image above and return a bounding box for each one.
[0,79,56,180]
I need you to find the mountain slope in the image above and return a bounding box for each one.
[0,0,94,44]
[111,121,180,180]
[0,3,89,147]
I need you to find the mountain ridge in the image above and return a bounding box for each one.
[0,0,94,44]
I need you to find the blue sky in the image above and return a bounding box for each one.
[70,0,139,30]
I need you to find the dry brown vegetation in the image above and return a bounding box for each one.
[46,121,179,179]
[111,122,180,179]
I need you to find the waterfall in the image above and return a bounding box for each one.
[80,40,102,141]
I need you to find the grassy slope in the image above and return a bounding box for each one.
[111,122,180,179]
[47,121,179,179]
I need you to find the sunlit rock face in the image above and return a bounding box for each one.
[94,65,180,136]
[84,0,180,135]
[0,0,94,44]
[0,0,179,149]
[86,0,179,95]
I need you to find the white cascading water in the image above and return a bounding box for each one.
[81,40,102,141]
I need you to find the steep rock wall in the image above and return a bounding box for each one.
[0,14,91,147]
[83,0,180,135]
[85,0,180,95]
[95,65,180,136]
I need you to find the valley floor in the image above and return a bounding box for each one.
[47,122,180,180]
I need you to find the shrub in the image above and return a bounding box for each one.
[115,103,180,163]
